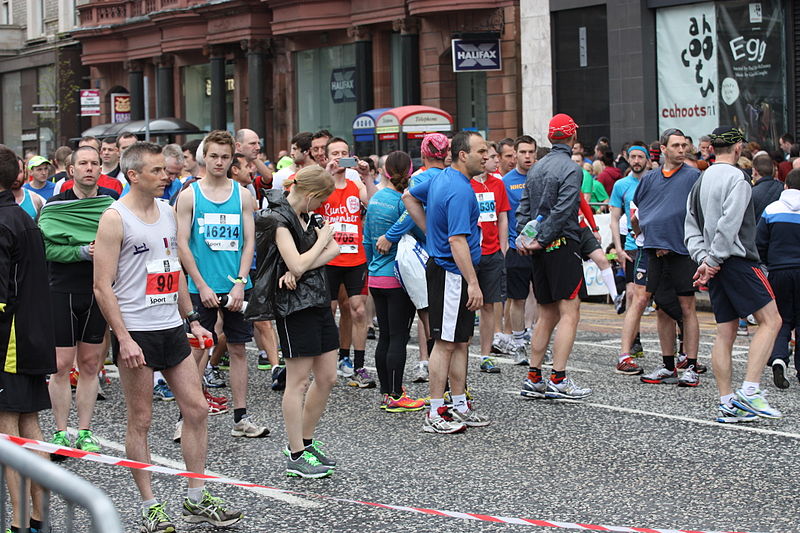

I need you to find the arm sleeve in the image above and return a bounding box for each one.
[447,190,474,238]
[706,180,751,267]
[496,184,511,213]
[755,216,769,265]
[579,196,597,229]
[384,210,416,243]
[683,181,708,265]
[408,179,430,204]
[609,180,625,209]
[362,211,373,264]
[537,164,581,245]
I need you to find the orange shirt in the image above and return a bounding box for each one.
[317,179,366,267]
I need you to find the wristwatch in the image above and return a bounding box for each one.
[186,311,201,324]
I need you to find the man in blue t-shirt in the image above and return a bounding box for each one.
[23,156,56,200]
[632,128,702,387]
[500,135,537,362]
[404,130,488,434]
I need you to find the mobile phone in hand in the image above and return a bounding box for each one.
[339,157,357,168]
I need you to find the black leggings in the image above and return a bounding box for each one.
[371,287,416,397]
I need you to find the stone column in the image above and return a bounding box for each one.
[349,26,374,113]
[127,60,145,121]
[244,39,268,141]
[156,55,174,118]
[394,18,420,106]
[210,47,226,130]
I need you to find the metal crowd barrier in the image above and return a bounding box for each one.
[0,438,123,533]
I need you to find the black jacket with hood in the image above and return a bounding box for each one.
[245,189,330,321]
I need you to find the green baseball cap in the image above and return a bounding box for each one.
[27,155,50,170]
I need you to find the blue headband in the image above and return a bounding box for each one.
[627,145,649,159]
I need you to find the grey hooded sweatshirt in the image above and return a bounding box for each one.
[684,162,759,268]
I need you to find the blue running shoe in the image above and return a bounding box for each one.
[716,403,758,424]
[153,379,175,401]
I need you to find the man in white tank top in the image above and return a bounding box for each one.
[93,142,244,533]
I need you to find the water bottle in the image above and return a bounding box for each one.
[218,295,248,313]
[515,215,544,249]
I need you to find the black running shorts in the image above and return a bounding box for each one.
[51,292,107,347]
[531,239,587,305]
[112,325,191,371]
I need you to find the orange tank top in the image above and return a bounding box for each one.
[317,179,366,267]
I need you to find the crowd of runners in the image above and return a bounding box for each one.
[0,115,799,533]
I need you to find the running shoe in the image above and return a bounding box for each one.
[286,451,334,478]
[141,501,176,533]
[631,339,644,358]
[282,441,337,468]
[545,377,592,399]
[479,356,501,373]
[491,332,512,354]
[217,353,230,370]
[520,378,546,399]
[153,379,175,401]
[772,359,790,389]
[716,403,758,424]
[422,406,466,434]
[643,305,655,316]
[347,367,376,388]
[257,351,271,371]
[737,320,749,337]
[451,406,490,427]
[203,366,226,389]
[173,420,182,443]
[640,365,678,384]
[677,365,700,387]
[522,328,532,344]
[615,356,643,375]
[411,362,429,383]
[204,390,228,405]
[206,397,228,416]
[182,490,243,527]
[49,431,71,462]
[271,365,286,391]
[380,394,389,410]
[367,326,376,340]
[337,356,354,378]
[746,314,757,325]
[512,342,529,366]
[676,354,707,374]
[385,393,426,413]
[75,429,100,453]
[69,367,79,389]
[231,415,269,438]
[614,291,626,314]
[443,387,474,405]
[733,389,783,419]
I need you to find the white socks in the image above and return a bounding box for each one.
[153,371,164,386]
[187,486,204,503]
[720,393,734,407]
[600,267,618,299]
[451,394,468,413]
[741,381,760,396]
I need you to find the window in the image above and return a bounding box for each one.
[59,0,78,33]
[456,72,487,135]
[182,62,235,140]
[27,0,45,39]
[0,0,11,25]
[2,72,22,155]
[295,44,356,140]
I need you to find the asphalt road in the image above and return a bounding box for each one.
[27,303,800,533]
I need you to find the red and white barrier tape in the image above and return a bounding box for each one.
[1,433,759,533]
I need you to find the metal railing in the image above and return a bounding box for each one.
[0,438,123,533]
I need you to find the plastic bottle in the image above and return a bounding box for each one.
[515,215,544,249]
[187,334,214,349]
[218,295,249,313]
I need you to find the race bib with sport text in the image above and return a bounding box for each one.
[145,258,181,307]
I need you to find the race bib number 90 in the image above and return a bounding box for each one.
[203,213,241,251]
[145,258,181,307]
[333,222,359,254]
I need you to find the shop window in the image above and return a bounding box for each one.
[2,71,22,154]
[181,62,235,140]
[457,71,487,135]
[295,44,356,140]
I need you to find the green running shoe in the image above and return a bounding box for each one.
[286,450,333,478]
[50,430,71,462]
[141,502,175,533]
[75,429,100,453]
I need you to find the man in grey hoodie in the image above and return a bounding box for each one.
[685,126,783,422]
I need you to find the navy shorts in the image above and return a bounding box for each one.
[707,257,774,324]
[190,290,254,344]
[623,248,639,285]
[645,250,696,296]
[505,247,534,300]
[477,251,506,304]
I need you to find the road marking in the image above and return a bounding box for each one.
[75,429,320,508]
[503,392,800,440]
[572,340,751,364]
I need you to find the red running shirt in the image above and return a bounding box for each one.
[317,179,366,267]
[470,175,510,255]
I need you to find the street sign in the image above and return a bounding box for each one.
[451,39,502,72]
[80,89,101,116]
[330,67,356,104]
[111,93,131,123]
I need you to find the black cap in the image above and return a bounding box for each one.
[709,126,746,146]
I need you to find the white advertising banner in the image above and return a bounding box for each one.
[656,2,718,141]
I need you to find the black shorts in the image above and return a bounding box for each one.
[275,306,339,358]
[623,248,639,285]
[531,238,587,305]
[771,269,800,327]
[707,257,774,324]
[634,247,648,287]
[51,292,107,347]
[645,250,696,296]
[190,291,254,344]
[505,247,534,300]
[0,372,50,413]
[578,226,602,260]
[326,263,368,300]
[477,251,506,304]
[426,259,475,343]
[112,325,191,371]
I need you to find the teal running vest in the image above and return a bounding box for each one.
[187,180,253,294]
[19,189,37,219]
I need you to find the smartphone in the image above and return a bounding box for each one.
[339,157,357,168]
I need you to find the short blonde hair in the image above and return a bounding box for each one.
[591,160,604,176]
[287,165,335,199]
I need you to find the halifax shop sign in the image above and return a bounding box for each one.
[451,39,502,72]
